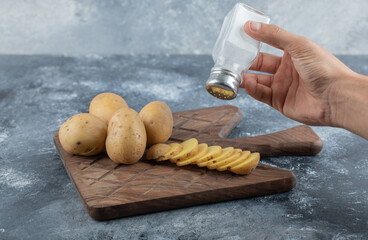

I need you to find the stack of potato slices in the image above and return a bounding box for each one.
[146,138,260,175]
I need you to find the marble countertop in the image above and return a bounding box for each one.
[0,54,367,239]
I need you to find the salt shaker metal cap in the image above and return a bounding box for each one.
[206,67,241,100]
[206,3,270,100]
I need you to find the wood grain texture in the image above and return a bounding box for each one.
[53,105,322,221]
[171,105,323,157]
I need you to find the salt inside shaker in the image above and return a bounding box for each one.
[206,3,270,100]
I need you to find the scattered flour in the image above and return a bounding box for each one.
[0,132,7,143]
[0,168,37,189]
[285,213,303,219]
[123,80,192,102]
[38,66,60,77]
[234,95,262,108]
[290,191,316,214]
[80,80,107,91]
[81,54,104,60]
[49,92,78,101]
[312,126,348,154]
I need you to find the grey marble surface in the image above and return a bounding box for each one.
[1,0,367,55]
[0,54,367,239]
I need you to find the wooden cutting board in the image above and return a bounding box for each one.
[54,105,322,221]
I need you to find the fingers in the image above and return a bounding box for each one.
[244,21,303,52]
[270,51,294,112]
[250,52,282,74]
[242,73,273,106]
[242,73,273,87]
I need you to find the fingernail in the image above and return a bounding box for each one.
[250,21,261,32]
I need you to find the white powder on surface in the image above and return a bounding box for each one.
[312,126,348,153]
[0,168,37,189]
[38,66,61,77]
[79,80,107,91]
[79,54,105,60]
[49,92,78,101]
[235,94,265,108]
[285,213,304,219]
[0,132,7,143]
[290,191,316,214]
[123,80,193,102]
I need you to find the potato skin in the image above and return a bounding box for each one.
[59,113,107,156]
[106,108,147,164]
[146,143,171,160]
[89,92,128,125]
[139,101,173,146]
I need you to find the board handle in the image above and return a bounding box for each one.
[212,125,323,157]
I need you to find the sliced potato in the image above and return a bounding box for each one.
[197,147,234,167]
[207,149,242,169]
[157,142,183,161]
[195,146,222,164]
[176,143,208,166]
[217,151,251,172]
[146,143,171,160]
[230,153,260,175]
[170,138,199,163]
[144,138,260,176]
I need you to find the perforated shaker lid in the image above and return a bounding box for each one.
[206,68,242,100]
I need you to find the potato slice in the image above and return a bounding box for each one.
[170,138,199,163]
[157,142,182,161]
[196,146,222,164]
[216,151,251,171]
[197,147,234,167]
[146,143,171,160]
[176,143,208,166]
[207,149,242,169]
[230,153,260,175]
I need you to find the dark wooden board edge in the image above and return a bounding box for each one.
[54,132,296,221]
[54,135,93,216]
[87,168,296,221]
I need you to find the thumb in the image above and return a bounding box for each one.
[244,21,303,52]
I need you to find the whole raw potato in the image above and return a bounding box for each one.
[139,101,173,146]
[59,113,107,156]
[106,108,147,164]
[89,92,128,125]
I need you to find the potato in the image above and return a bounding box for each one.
[59,113,107,156]
[146,144,171,160]
[195,146,222,164]
[197,147,234,167]
[89,92,128,125]
[157,143,182,161]
[144,137,260,175]
[217,151,251,172]
[207,149,242,169]
[170,138,199,163]
[176,143,209,166]
[230,153,260,175]
[139,101,173,146]
[106,108,147,164]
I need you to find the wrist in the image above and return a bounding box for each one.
[329,71,368,136]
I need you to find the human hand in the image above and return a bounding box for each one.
[241,21,357,127]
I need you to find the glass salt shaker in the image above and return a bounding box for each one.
[206,3,270,100]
